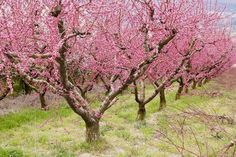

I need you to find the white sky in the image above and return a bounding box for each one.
[218,0,236,4]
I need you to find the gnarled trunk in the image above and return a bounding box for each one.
[20,79,32,95]
[24,83,32,95]
[158,87,166,111]
[0,87,10,101]
[85,121,100,143]
[40,92,48,111]
[81,90,86,99]
[176,78,184,100]
[176,86,183,100]
[192,80,197,89]
[137,103,146,121]
[203,78,210,85]
[184,86,189,94]
[198,79,203,87]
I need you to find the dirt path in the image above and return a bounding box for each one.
[0,93,62,115]
[213,67,236,90]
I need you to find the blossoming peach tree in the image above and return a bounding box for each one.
[130,0,236,120]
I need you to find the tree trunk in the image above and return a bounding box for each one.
[20,79,32,95]
[137,103,146,121]
[0,87,10,101]
[85,121,100,143]
[192,80,197,89]
[24,83,32,95]
[176,78,184,100]
[158,87,166,111]
[81,90,86,99]
[105,86,111,95]
[184,86,189,94]
[198,79,203,87]
[40,92,49,111]
[203,78,210,85]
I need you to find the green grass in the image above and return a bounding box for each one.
[0,80,236,156]
[0,147,24,157]
[0,105,72,131]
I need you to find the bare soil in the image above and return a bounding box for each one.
[0,93,62,115]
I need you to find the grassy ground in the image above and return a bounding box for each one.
[0,75,236,156]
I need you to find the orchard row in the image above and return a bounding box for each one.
[0,0,235,142]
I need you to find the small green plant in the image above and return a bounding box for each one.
[0,147,24,157]
[77,139,109,153]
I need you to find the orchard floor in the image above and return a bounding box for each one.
[0,69,236,157]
